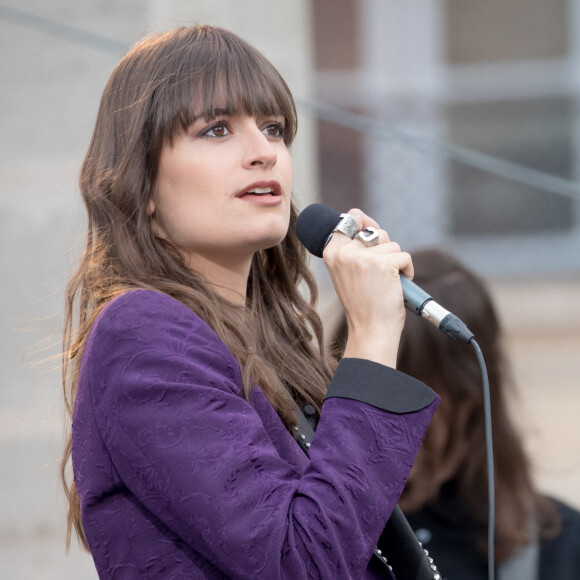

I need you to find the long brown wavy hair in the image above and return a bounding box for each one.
[330,247,560,563]
[61,25,335,550]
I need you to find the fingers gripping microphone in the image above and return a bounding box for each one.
[295,203,474,343]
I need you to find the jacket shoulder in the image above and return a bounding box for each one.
[84,289,242,390]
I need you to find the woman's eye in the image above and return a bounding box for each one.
[201,122,230,138]
[262,122,285,138]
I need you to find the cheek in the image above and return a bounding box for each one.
[280,150,293,185]
[155,157,208,214]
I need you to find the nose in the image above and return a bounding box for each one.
[242,123,278,169]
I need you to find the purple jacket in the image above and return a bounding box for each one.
[72,290,438,579]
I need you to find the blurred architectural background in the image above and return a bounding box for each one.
[0,1,579,577]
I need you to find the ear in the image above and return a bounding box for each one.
[147,197,155,216]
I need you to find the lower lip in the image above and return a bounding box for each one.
[238,194,283,206]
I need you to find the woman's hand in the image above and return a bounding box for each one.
[323,208,413,368]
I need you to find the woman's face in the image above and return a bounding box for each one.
[149,113,293,273]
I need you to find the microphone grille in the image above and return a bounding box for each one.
[295,203,341,258]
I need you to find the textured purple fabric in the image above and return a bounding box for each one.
[72,290,438,579]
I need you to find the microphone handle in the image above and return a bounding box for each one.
[401,276,474,343]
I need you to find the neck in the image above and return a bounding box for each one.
[186,252,253,306]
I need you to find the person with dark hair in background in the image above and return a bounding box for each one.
[60,25,439,579]
[331,247,580,579]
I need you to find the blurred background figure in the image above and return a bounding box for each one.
[330,247,580,579]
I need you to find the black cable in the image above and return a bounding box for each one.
[470,338,495,580]
[297,99,580,202]
[0,4,126,54]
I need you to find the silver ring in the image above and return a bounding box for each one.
[356,227,380,247]
[333,213,360,239]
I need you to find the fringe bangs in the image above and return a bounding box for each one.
[149,26,297,145]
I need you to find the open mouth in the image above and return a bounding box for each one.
[244,187,277,196]
[238,182,282,198]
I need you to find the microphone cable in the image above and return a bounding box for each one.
[470,338,495,580]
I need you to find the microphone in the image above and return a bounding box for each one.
[295,203,474,343]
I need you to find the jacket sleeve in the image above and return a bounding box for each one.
[79,289,438,579]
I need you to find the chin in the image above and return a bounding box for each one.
[258,232,288,252]
[256,217,290,249]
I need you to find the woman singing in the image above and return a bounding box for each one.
[61,25,438,579]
